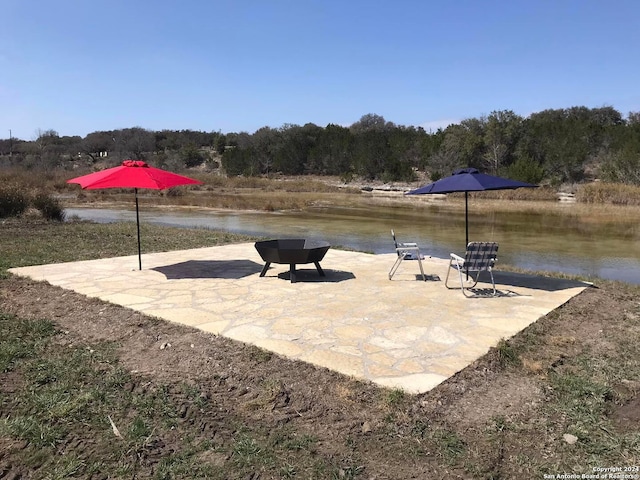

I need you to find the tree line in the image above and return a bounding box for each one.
[1,106,639,185]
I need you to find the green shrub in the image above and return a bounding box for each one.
[180,144,206,168]
[429,170,443,182]
[165,187,184,197]
[32,192,66,221]
[507,156,545,184]
[0,186,29,218]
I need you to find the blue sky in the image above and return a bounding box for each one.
[2,0,639,140]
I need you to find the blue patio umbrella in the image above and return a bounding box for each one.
[406,168,537,248]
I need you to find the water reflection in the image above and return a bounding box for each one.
[65,205,640,285]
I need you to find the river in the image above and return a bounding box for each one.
[65,203,640,285]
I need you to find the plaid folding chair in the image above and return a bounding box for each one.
[445,242,498,296]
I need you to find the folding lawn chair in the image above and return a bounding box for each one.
[388,229,426,281]
[445,242,498,296]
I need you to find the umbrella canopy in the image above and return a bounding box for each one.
[67,160,203,269]
[67,159,202,190]
[406,168,537,248]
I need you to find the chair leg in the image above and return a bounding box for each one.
[388,253,405,280]
[416,255,426,281]
[445,257,461,289]
[445,260,481,296]
[444,257,454,288]
[389,252,425,281]
[458,266,473,297]
[488,268,496,296]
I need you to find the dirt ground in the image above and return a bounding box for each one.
[1,271,639,478]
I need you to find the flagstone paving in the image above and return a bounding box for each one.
[9,243,589,394]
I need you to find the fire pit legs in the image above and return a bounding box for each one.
[254,239,331,283]
[288,261,326,283]
[290,263,296,283]
[259,262,271,278]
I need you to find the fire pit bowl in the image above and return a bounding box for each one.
[254,239,331,283]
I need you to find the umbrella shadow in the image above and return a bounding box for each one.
[451,270,589,298]
[492,271,590,292]
[153,260,263,280]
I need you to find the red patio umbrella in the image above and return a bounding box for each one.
[67,160,203,270]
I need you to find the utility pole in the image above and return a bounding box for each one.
[9,129,12,157]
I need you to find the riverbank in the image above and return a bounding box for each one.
[60,187,640,285]
[58,172,640,227]
[61,171,559,211]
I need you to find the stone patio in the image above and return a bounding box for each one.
[9,243,589,394]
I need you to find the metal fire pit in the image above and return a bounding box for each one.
[254,239,331,283]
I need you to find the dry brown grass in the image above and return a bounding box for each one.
[190,174,360,194]
[0,167,71,193]
[66,184,640,224]
[7,165,640,218]
[468,186,558,201]
[576,182,640,205]
[435,195,640,225]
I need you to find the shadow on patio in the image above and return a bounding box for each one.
[153,259,263,280]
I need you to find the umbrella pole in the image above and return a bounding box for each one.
[465,192,469,248]
[135,188,142,270]
[465,192,469,280]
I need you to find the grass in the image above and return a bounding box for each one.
[577,181,640,205]
[494,285,640,475]
[461,185,558,202]
[495,338,521,367]
[0,307,359,479]
[2,218,640,477]
[0,310,219,476]
[0,217,259,275]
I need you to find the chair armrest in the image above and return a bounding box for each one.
[450,253,464,263]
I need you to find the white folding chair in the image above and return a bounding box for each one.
[388,229,426,281]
